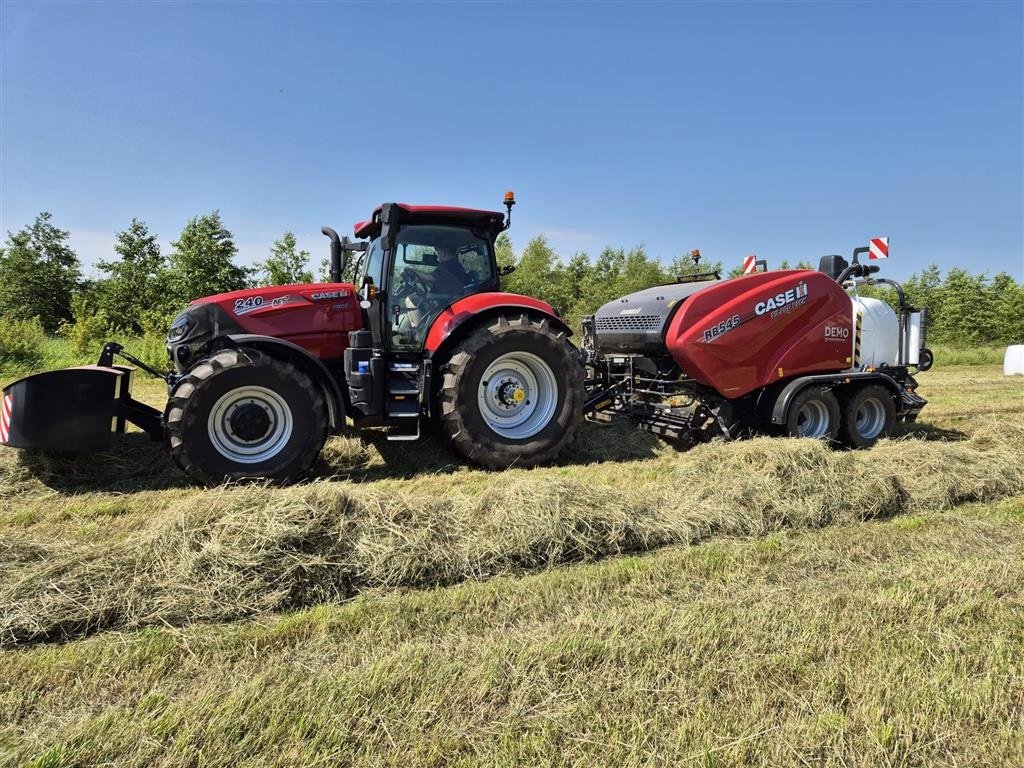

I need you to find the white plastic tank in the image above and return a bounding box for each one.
[1004,345,1024,376]
[854,296,900,368]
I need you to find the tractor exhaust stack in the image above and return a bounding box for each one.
[321,226,342,283]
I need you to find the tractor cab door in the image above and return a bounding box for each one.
[345,222,498,437]
[357,235,387,345]
[385,224,498,351]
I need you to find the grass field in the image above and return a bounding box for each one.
[1,360,1022,767]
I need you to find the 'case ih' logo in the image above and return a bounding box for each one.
[754,282,809,317]
[311,290,350,301]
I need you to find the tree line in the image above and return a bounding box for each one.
[0,211,317,337]
[1,211,1021,347]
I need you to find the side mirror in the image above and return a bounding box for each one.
[360,275,375,309]
[499,265,516,277]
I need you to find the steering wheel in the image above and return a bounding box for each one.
[398,267,431,298]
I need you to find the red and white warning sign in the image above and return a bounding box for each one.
[742,255,757,274]
[0,393,12,445]
[869,237,889,260]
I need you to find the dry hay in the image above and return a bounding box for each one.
[1,420,1021,647]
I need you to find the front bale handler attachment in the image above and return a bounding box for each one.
[0,343,165,452]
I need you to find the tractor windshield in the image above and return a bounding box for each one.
[388,224,497,349]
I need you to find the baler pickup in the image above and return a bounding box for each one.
[1,364,163,452]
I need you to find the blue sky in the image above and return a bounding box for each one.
[2,1,1021,281]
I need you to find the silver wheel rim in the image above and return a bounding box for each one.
[796,399,831,438]
[207,385,293,464]
[855,397,887,440]
[477,351,559,440]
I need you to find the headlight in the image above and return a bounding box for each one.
[167,316,192,342]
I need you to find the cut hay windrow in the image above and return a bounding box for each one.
[1,421,1022,647]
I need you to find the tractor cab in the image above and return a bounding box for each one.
[352,207,506,352]
[332,196,557,441]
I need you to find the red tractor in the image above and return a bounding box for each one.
[2,194,584,483]
[1,194,932,486]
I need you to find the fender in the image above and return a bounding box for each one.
[763,371,904,425]
[423,292,571,355]
[224,334,347,431]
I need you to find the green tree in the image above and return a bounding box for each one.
[495,232,516,274]
[931,268,989,344]
[902,263,942,316]
[989,272,1024,343]
[95,218,168,333]
[503,235,561,308]
[167,211,250,304]
[0,212,82,332]
[257,231,313,286]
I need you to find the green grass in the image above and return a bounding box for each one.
[928,344,1008,367]
[0,353,1022,765]
[2,498,1022,767]
[1,335,166,382]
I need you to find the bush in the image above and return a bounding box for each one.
[132,331,172,374]
[0,317,46,373]
[61,293,112,356]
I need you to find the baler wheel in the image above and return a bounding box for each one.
[437,314,583,469]
[165,348,328,485]
[839,385,896,448]
[784,388,840,442]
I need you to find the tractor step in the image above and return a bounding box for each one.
[386,422,421,441]
[385,359,422,438]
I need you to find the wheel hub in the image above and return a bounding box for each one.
[796,400,830,438]
[477,352,558,440]
[855,397,886,439]
[228,402,272,442]
[208,386,294,464]
[494,378,528,410]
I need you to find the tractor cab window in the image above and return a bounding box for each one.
[358,236,384,289]
[388,224,496,349]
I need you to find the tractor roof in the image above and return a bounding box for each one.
[353,204,506,239]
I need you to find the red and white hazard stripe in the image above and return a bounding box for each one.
[869,237,889,260]
[0,393,12,445]
[742,255,757,274]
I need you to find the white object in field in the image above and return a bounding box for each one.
[854,296,900,368]
[1004,345,1024,376]
[905,311,923,366]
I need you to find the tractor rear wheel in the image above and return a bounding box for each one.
[784,387,840,442]
[438,314,583,469]
[166,348,328,485]
[839,385,896,448]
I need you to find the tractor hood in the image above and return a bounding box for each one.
[593,278,720,354]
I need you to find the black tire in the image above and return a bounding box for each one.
[839,384,896,448]
[784,387,840,442]
[437,314,584,469]
[165,348,328,485]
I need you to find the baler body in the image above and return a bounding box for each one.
[664,270,854,397]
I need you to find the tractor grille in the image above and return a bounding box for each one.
[595,314,663,332]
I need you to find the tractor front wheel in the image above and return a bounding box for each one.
[438,314,583,469]
[166,348,328,485]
